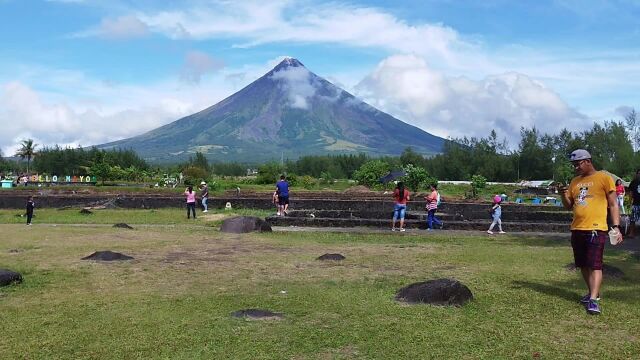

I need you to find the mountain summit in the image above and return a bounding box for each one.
[97,57,445,162]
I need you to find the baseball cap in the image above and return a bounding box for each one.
[200,181,206,185]
[569,149,591,161]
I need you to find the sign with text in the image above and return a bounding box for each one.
[28,174,97,183]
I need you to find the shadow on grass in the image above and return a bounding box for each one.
[512,280,579,303]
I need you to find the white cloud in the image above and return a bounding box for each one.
[270,65,317,109]
[132,1,469,61]
[355,54,588,144]
[74,15,149,40]
[0,64,246,155]
[180,51,225,84]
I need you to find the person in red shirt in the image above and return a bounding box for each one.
[391,181,410,232]
[615,179,625,214]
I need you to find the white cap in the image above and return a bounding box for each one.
[569,149,591,161]
[200,181,206,185]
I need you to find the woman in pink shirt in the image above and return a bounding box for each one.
[184,186,197,219]
[391,181,410,232]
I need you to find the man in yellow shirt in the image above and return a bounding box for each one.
[560,149,623,315]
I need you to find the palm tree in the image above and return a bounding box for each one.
[15,139,37,174]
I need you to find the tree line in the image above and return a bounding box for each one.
[1,109,638,185]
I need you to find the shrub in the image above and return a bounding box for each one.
[353,160,390,188]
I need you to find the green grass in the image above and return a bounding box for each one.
[1,221,639,359]
[0,208,272,226]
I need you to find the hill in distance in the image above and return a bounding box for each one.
[96,57,445,163]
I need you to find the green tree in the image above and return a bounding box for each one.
[191,152,210,172]
[402,164,435,192]
[353,160,390,188]
[470,174,487,198]
[15,139,38,174]
[256,162,282,185]
[90,161,111,185]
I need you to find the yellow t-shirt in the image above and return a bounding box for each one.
[568,171,615,231]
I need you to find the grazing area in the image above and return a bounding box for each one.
[0,213,639,359]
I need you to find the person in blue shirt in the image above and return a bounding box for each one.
[275,175,290,216]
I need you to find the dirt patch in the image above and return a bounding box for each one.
[343,185,373,194]
[79,209,93,215]
[113,223,134,229]
[82,251,134,261]
[231,309,283,320]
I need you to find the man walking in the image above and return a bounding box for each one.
[560,149,623,315]
[276,175,290,216]
[200,181,209,213]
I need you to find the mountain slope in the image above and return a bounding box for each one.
[97,58,445,163]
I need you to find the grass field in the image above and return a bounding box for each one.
[1,211,639,359]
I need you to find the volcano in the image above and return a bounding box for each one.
[96,57,445,162]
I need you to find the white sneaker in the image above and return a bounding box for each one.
[277,212,281,216]
[203,210,208,213]
[499,231,506,234]
[391,228,397,231]
[487,230,494,234]
[399,228,406,232]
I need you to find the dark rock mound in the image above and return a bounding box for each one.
[565,263,625,278]
[113,223,134,229]
[82,251,134,261]
[317,253,346,261]
[395,278,473,306]
[8,249,21,253]
[0,269,23,286]
[220,216,272,233]
[231,309,283,320]
[79,209,93,215]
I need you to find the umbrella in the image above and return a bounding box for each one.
[379,170,407,184]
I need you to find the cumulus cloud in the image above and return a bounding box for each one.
[0,70,240,155]
[74,15,149,40]
[615,106,635,118]
[355,55,588,143]
[270,66,317,110]
[180,51,225,84]
[135,1,468,61]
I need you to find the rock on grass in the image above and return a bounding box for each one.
[395,278,473,306]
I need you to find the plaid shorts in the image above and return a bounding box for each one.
[571,230,606,270]
[632,205,640,222]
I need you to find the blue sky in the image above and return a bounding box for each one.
[1,0,639,155]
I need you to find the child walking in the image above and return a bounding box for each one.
[26,196,35,226]
[487,195,505,234]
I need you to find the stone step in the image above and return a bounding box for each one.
[266,216,570,232]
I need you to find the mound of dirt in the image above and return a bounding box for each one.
[79,209,93,215]
[82,251,134,261]
[395,279,473,306]
[231,309,283,320]
[220,216,272,233]
[565,263,625,278]
[343,185,372,193]
[113,223,134,229]
[0,269,23,286]
[317,253,346,261]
